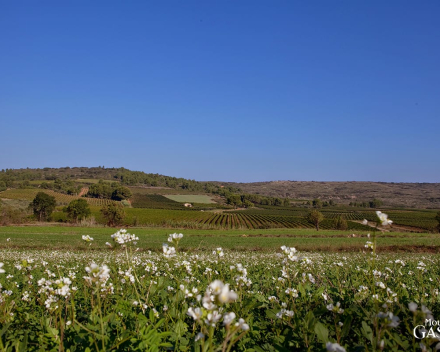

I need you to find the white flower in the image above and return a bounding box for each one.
[187,307,203,320]
[327,302,344,314]
[82,235,94,242]
[213,247,224,257]
[235,318,249,331]
[111,229,139,247]
[376,211,392,226]
[209,280,224,295]
[218,284,238,304]
[162,244,176,258]
[326,342,346,352]
[205,310,222,327]
[365,241,374,250]
[0,263,5,274]
[84,263,111,286]
[168,233,183,245]
[223,312,236,325]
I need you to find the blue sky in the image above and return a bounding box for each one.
[1,1,439,182]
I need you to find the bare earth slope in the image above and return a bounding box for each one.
[214,181,440,208]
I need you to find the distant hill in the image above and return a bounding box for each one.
[0,167,238,195]
[212,181,440,208]
[1,168,439,208]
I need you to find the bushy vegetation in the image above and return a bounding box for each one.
[63,199,91,223]
[86,180,132,201]
[30,192,56,222]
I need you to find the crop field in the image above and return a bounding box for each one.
[0,226,439,252]
[0,189,115,206]
[164,195,216,204]
[0,228,439,351]
[129,187,207,196]
[130,194,185,210]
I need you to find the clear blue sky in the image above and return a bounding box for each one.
[1,1,439,182]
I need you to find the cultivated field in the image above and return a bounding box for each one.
[0,189,115,206]
[0,229,438,351]
[164,195,216,204]
[0,226,439,252]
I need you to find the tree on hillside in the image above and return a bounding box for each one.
[111,186,132,201]
[0,181,6,192]
[30,192,56,221]
[436,211,440,233]
[369,199,383,208]
[306,210,324,231]
[312,199,322,209]
[65,199,91,223]
[101,202,125,227]
[227,194,242,209]
[334,215,348,230]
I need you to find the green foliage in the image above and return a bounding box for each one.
[0,241,439,351]
[306,209,324,231]
[30,192,56,221]
[312,198,323,208]
[101,202,125,226]
[87,180,132,201]
[369,198,383,208]
[111,185,132,201]
[334,215,348,230]
[0,201,30,225]
[227,194,242,208]
[0,181,6,192]
[436,211,440,233]
[64,199,91,223]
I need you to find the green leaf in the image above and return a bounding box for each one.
[314,321,329,343]
[361,321,373,343]
[174,319,187,338]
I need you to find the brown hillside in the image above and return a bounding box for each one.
[214,181,440,208]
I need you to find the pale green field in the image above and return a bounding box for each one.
[164,194,216,204]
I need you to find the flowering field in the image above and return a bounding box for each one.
[0,227,439,351]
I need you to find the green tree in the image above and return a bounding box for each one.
[306,210,324,231]
[273,198,283,206]
[227,194,242,209]
[369,199,383,208]
[0,181,6,192]
[101,202,125,227]
[436,211,440,233]
[312,198,322,209]
[334,215,348,230]
[30,192,56,221]
[243,200,254,208]
[65,199,91,223]
[111,186,132,201]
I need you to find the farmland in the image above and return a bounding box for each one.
[1,226,440,252]
[164,195,216,204]
[0,230,439,351]
[0,189,115,206]
[2,186,439,232]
